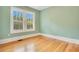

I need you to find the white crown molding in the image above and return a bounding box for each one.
[40,33,79,44]
[29,6,50,10]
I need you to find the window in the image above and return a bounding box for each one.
[10,7,35,33]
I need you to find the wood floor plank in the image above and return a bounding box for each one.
[0,35,79,52]
[64,43,79,52]
[54,42,68,52]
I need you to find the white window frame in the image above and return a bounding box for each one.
[10,7,35,34]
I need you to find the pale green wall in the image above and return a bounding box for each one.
[0,6,40,39]
[0,6,79,40]
[0,7,2,38]
[40,6,79,39]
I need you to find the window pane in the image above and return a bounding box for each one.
[14,22,23,30]
[26,13,33,29]
[13,11,23,21]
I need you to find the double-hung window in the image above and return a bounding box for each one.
[10,7,35,33]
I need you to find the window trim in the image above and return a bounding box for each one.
[10,7,35,34]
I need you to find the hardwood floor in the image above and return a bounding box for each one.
[0,35,79,52]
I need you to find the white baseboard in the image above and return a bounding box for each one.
[0,33,40,44]
[40,33,79,44]
[0,33,79,45]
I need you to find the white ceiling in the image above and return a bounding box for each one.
[29,6,50,10]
